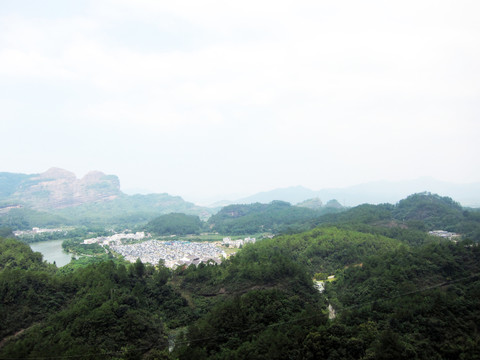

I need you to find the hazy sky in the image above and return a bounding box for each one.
[1,0,479,203]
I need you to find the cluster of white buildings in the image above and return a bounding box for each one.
[83,232,148,246]
[14,227,64,236]
[314,281,325,293]
[222,237,256,248]
[428,230,461,242]
[110,240,226,268]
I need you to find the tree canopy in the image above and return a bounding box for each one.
[146,213,204,235]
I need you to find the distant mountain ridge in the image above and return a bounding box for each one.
[315,178,480,208]
[235,186,319,205]
[217,178,480,208]
[2,169,479,231]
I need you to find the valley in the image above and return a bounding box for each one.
[1,169,480,359]
[3,1,479,358]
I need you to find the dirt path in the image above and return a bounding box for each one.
[328,304,336,320]
[0,328,26,349]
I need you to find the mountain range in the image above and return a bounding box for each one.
[218,178,480,208]
[1,168,479,230]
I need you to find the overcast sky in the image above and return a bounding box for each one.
[1,0,479,203]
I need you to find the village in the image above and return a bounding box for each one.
[428,230,462,242]
[82,231,148,245]
[82,231,258,268]
[110,240,226,268]
[14,227,66,237]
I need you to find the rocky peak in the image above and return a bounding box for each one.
[81,171,105,181]
[9,168,122,209]
[38,167,76,180]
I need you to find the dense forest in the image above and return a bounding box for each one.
[309,193,480,242]
[1,192,480,359]
[2,225,480,359]
[51,194,213,226]
[146,213,204,236]
[0,237,193,359]
[5,192,479,241]
[175,234,480,359]
[0,193,212,230]
[162,193,480,238]
[207,201,326,235]
[0,207,69,230]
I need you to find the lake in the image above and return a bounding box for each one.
[30,239,74,267]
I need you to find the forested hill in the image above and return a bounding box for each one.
[207,200,339,235]
[0,194,212,229]
[208,193,480,241]
[0,228,418,358]
[323,242,480,359]
[0,236,193,359]
[52,193,212,225]
[146,213,204,235]
[2,221,480,358]
[311,192,480,242]
[175,230,480,359]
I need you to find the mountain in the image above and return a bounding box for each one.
[146,213,204,235]
[2,193,480,358]
[325,199,343,209]
[0,172,30,199]
[53,193,212,226]
[224,178,480,208]
[235,186,320,205]
[0,236,193,358]
[316,178,480,207]
[0,167,121,209]
[207,200,322,235]
[0,168,212,228]
[296,197,324,210]
[312,192,480,242]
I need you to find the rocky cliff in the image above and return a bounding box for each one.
[2,167,121,209]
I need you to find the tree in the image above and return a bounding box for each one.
[133,258,145,278]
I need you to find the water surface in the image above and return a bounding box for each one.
[30,239,74,267]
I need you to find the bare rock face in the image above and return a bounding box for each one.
[11,168,122,209]
[37,167,77,180]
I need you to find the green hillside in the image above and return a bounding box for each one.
[2,192,480,359]
[146,213,204,235]
[174,227,480,359]
[0,172,30,199]
[53,193,213,226]
[207,200,322,235]
[0,237,193,359]
[312,193,480,242]
[322,241,480,359]
[2,217,480,359]
[0,207,71,230]
[0,169,213,229]
[0,193,213,230]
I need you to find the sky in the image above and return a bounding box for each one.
[1,0,479,203]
